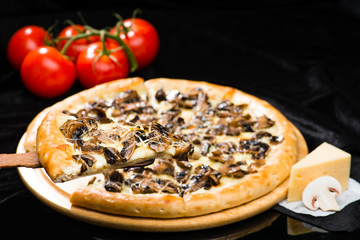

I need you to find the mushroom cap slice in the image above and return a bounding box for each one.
[302,176,342,211]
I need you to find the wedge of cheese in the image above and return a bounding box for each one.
[287,142,351,202]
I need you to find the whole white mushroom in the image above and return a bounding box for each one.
[302,176,342,211]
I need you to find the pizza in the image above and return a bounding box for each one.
[25,77,300,218]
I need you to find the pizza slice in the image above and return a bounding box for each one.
[36,110,191,182]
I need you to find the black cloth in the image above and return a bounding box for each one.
[1,0,360,238]
[273,201,360,232]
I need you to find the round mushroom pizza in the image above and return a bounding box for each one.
[24,77,300,218]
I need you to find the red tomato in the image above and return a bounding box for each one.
[57,24,99,60]
[20,46,76,98]
[7,25,49,69]
[76,41,129,88]
[111,18,159,70]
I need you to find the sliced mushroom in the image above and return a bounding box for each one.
[255,131,272,139]
[76,107,107,120]
[111,90,152,115]
[122,101,147,113]
[255,131,284,145]
[177,99,196,109]
[194,165,222,186]
[120,131,136,161]
[175,159,193,184]
[200,140,212,156]
[255,115,275,129]
[153,158,175,176]
[113,90,141,106]
[214,114,244,136]
[156,178,179,194]
[216,141,237,154]
[206,124,226,136]
[125,175,142,186]
[88,99,112,109]
[239,139,269,160]
[164,115,185,134]
[218,156,248,178]
[148,131,171,153]
[74,138,103,153]
[134,130,148,142]
[270,135,284,144]
[104,170,123,192]
[193,89,209,113]
[208,170,222,186]
[216,100,233,112]
[208,153,231,164]
[146,122,174,153]
[173,143,192,162]
[185,164,222,194]
[72,154,97,173]
[135,178,179,194]
[103,147,122,164]
[120,140,136,161]
[151,122,170,136]
[125,172,148,185]
[158,107,180,127]
[302,176,342,211]
[130,159,155,167]
[59,119,87,142]
[216,100,247,115]
[228,115,251,128]
[252,142,269,159]
[79,118,98,131]
[170,88,207,109]
[92,129,120,144]
[155,88,167,102]
[176,169,191,184]
[124,167,154,187]
[176,159,192,169]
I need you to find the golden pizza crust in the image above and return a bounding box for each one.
[36,111,79,182]
[70,187,187,218]
[69,78,299,218]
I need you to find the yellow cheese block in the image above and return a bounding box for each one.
[287,142,351,202]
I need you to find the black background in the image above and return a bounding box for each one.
[1,0,360,238]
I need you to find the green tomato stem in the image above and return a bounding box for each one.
[59,32,95,55]
[59,25,138,72]
[104,32,138,72]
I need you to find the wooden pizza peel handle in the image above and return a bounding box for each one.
[0,151,41,168]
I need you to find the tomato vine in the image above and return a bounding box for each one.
[8,10,159,97]
[57,20,138,72]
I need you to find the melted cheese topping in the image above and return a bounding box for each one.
[61,87,284,197]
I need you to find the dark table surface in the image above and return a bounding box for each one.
[1,0,360,239]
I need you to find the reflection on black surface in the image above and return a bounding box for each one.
[2,186,360,239]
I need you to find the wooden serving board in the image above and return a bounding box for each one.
[17,124,307,232]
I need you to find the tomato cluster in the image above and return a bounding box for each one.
[7,16,159,98]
